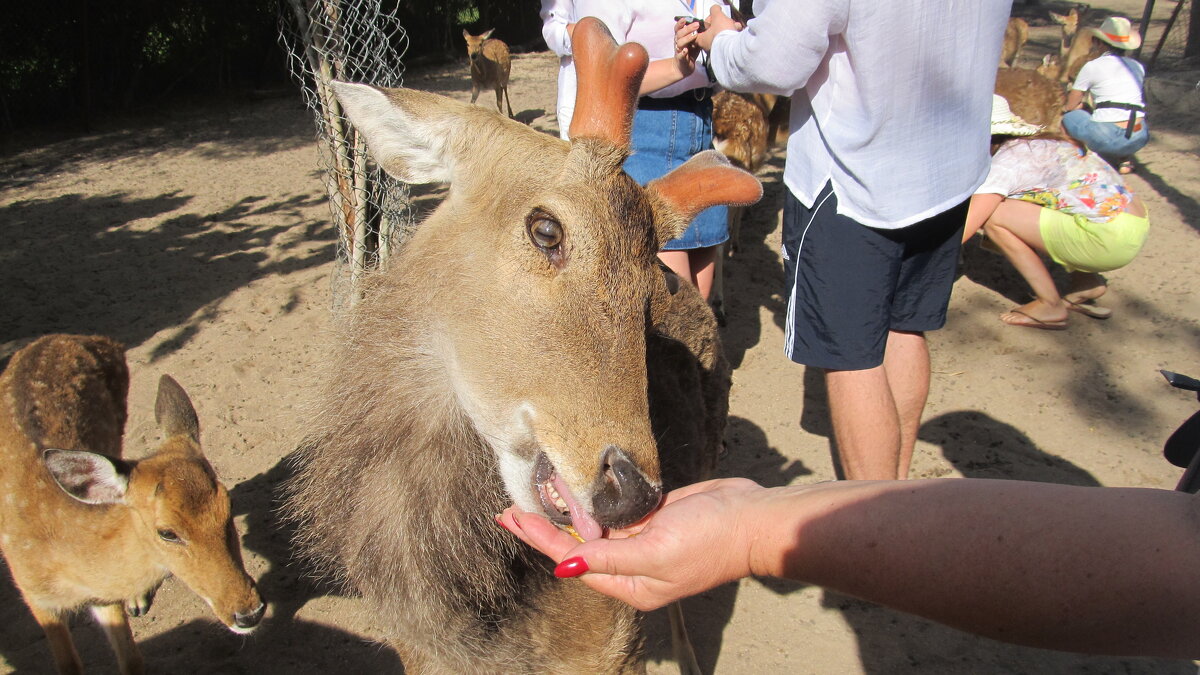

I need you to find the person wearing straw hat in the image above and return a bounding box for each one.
[963,95,1150,330]
[1061,16,1148,175]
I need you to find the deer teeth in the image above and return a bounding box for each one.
[546,484,569,515]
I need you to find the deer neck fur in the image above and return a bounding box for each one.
[287,294,642,671]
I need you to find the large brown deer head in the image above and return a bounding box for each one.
[329,17,760,540]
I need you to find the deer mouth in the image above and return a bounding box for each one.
[532,453,605,541]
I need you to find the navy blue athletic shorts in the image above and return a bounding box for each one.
[782,181,967,371]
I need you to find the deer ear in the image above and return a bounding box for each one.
[331,81,453,184]
[481,28,494,40]
[155,375,200,444]
[43,449,131,504]
[647,150,763,246]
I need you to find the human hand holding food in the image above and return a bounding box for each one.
[498,478,767,611]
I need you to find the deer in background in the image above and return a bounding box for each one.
[285,17,760,674]
[464,28,514,118]
[712,90,786,253]
[1001,17,1029,67]
[709,90,789,322]
[1048,7,1096,83]
[0,334,265,675]
[995,65,1065,132]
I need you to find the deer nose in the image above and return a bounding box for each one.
[591,446,662,529]
[234,601,266,630]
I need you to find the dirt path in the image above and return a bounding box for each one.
[1,2,1198,672]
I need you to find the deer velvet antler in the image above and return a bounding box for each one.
[568,17,649,147]
[649,151,763,227]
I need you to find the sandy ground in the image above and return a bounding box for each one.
[2,1,1199,673]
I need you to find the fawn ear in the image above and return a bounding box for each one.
[481,28,495,40]
[155,375,200,445]
[647,150,762,247]
[43,449,132,504]
[331,81,456,184]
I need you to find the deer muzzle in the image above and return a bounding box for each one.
[222,580,266,634]
[234,599,267,631]
[591,446,661,528]
[533,446,661,541]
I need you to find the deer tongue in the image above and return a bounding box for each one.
[550,472,604,541]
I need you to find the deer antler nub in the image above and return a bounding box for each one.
[567,17,649,147]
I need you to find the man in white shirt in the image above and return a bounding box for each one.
[539,0,576,140]
[691,1,1011,480]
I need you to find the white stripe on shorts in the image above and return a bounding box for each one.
[784,188,837,362]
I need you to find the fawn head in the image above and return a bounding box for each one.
[463,28,495,62]
[44,375,264,632]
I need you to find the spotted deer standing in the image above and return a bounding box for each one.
[285,17,760,674]
[464,28,514,118]
[0,334,265,675]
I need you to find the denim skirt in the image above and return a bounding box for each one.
[624,91,729,251]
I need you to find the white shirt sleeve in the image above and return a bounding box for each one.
[708,0,849,95]
[574,1,633,42]
[540,0,573,57]
[1072,58,1099,93]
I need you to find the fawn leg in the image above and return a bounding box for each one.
[28,603,83,675]
[91,603,144,675]
[667,601,702,675]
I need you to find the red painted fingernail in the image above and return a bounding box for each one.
[554,557,589,578]
[494,514,511,532]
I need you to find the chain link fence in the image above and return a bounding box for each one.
[1144,0,1198,70]
[279,0,416,309]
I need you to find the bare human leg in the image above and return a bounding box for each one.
[826,331,929,480]
[688,245,720,301]
[659,246,720,301]
[1065,271,1108,303]
[983,199,1069,327]
[884,330,930,479]
[658,249,693,294]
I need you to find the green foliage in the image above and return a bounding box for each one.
[455,6,480,26]
[0,0,544,130]
[0,0,282,129]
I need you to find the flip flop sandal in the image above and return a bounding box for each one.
[1002,309,1068,330]
[1065,298,1112,319]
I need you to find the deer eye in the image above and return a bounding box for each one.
[527,212,563,250]
[157,529,182,544]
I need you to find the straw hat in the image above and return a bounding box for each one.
[1092,16,1142,51]
[990,95,1042,136]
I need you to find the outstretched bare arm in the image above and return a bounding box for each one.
[501,477,1200,659]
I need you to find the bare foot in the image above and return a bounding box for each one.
[1065,272,1107,304]
[1000,299,1068,329]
